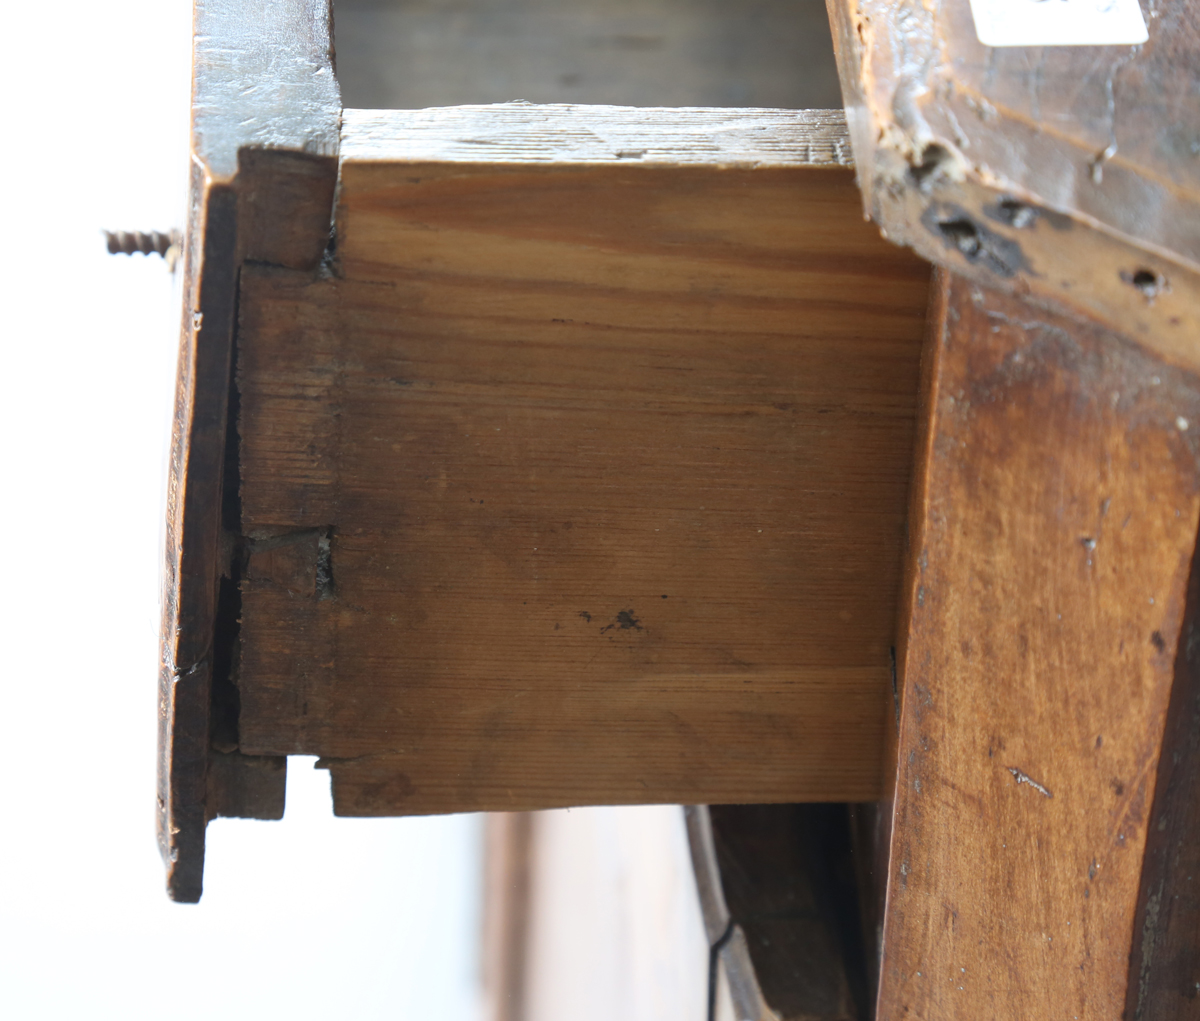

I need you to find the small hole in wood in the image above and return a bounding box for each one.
[938,218,982,258]
[1126,268,1167,299]
[995,198,1037,229]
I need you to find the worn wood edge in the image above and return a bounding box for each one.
[824,0,1200,374]
[340,105,852,167]
[206,751,287,820]
[236,149,339,269]
[157,0,340,903]
[193,0,340,183]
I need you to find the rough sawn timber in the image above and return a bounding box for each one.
[878,270,1200,1019]
[234,104,931,815]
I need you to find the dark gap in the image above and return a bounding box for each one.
[210,269,245,756]
[209,576,242,754]
[1126,267,1166,298]
[709,803,873,1020]
[332,0,842,109]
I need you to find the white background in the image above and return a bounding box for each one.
[0,3,482,1018]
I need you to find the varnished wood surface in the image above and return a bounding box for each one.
[158,0,340,902]
[825,0,1200,368]
[334,0,842,110]
[234,105,930,814]
[878,271,1200,1019]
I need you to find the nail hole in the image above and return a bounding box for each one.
[910,143,956,191]
[1124,268,1167,299]
[938,218,982,257]
[995,198,1038,229]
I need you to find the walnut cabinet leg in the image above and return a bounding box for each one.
[878,271,1200,1019]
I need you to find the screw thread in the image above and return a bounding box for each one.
[104,230,178,258]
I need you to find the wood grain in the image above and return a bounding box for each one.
[234,105,930,814]
[878,271,1200,1019]
[158,0,339,902]
[825,0,1200,368]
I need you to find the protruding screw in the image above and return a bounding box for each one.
[104,230,181,271]
[103,230,178,257]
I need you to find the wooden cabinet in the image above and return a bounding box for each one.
[160,1,1200,1017]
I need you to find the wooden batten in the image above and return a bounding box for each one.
[232,105,931,817]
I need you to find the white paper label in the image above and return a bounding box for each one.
[968,0,1149,47]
